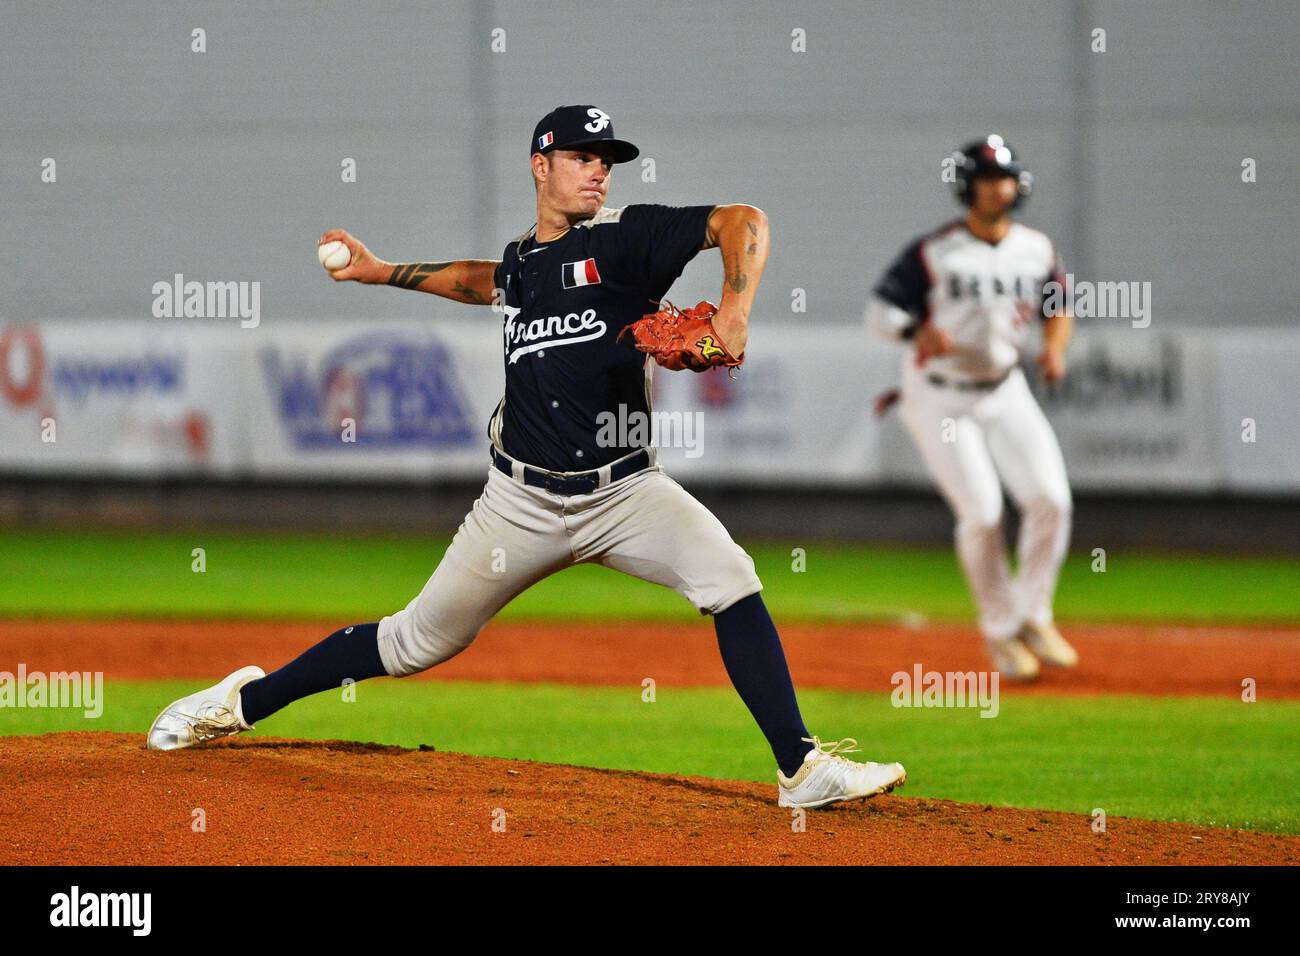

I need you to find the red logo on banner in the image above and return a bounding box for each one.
[0,325,45,408]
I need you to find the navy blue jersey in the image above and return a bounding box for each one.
[489,203,715,471]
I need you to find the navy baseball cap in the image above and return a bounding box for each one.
[531,105,639,164]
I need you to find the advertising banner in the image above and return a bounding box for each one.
[2,318,1296,493]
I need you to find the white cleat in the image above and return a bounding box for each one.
[777,736,906,809]
[1019,621,1079,668]
[985,635,1040,682]
[147,665,265,751]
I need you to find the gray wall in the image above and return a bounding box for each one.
[3,1,1296,326]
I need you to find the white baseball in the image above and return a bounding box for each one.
[318,240,352,272]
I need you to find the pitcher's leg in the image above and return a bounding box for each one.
[714,592,813,775]
[244,468,570,728]
[240,622,385,725]
[378,467,573,677]
[577,469,762,614]
[571,470,811,775]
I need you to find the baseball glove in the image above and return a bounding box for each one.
[619,299,744,374]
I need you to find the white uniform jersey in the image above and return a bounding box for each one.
[869,220,1064,381]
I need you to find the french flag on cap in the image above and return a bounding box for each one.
[538,131,554,150]
[562,258,601,288]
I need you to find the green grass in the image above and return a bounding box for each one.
[2,529,1298,622]
[5,679,1298,833]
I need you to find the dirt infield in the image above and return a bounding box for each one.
[3,618,1296,865]
[3,617,1297,698]
[2,733,1296,866]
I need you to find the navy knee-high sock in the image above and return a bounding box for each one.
[239,622,386,726]
[714,594,813,777]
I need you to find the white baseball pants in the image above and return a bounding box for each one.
[898,363,1072,641]
[377,455,762,677]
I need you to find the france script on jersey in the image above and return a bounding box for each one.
[490,203,715,472]
[875,220,1066,381]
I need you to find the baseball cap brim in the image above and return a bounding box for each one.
[546,137,640,164]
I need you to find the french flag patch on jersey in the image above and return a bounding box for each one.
[562,258,602,288]
[538,131,554,150]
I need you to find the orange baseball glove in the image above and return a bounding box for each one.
[618,300,744,373]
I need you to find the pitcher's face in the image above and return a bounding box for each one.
[535,148,615,217]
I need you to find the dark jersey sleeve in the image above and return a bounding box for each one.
[620,204,716,302]
[873,238,931,321]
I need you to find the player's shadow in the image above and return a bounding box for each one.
[204,737,414,756]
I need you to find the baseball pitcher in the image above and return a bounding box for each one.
[864,135,1078,680]
[148,105,906,809]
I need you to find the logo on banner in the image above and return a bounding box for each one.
[0,324,184,409]
[1,322,206,460]
[262,332,476,449]
[0,325,45,408]
[1026,338,1186,467]
[1029,338,1182,410]
[562,258,602,289]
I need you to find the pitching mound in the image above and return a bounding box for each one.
[2,733,1296,865]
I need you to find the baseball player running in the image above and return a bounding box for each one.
[148,105,906,809]
[864,135,1078,681]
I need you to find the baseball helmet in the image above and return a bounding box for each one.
[951,134,1033,208]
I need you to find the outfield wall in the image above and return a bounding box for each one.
[0,317,1296,494]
